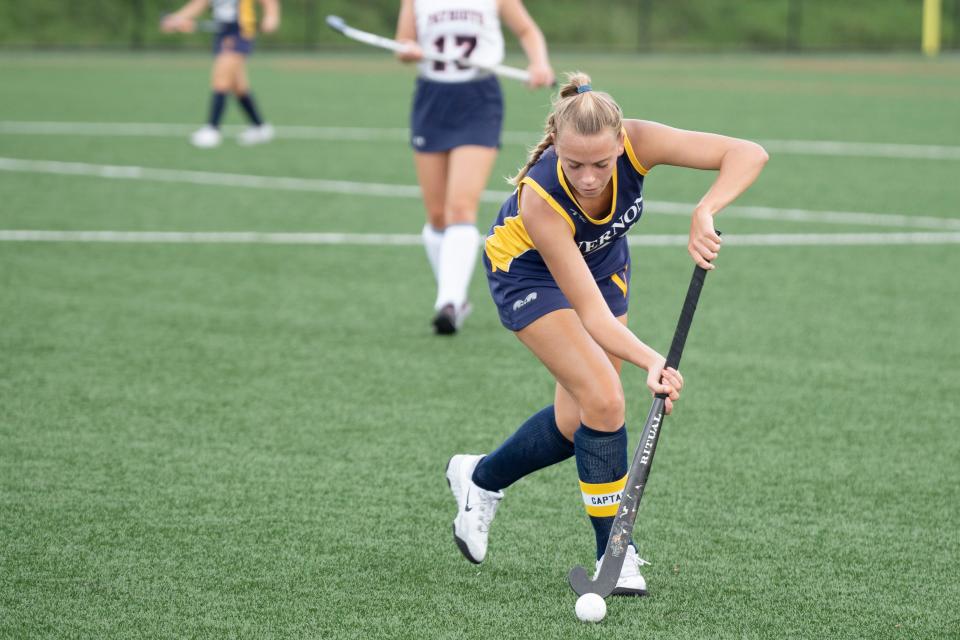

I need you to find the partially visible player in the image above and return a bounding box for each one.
[161,0,280,148]
[394,0,554,335]
[445,72,768,593]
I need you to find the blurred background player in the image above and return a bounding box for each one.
[161,0,280,148]
[446,73,767,593]
[394,0,554,335]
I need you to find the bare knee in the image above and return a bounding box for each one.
[577,383,625,430]
[446,200,477,225]
[426,210,446,230]
[447,212,475,225]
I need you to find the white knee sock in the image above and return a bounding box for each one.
[422,223,444,283]
[435,223,481,310]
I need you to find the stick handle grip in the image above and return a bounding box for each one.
[655,231,719,396]
[664,264,707,372]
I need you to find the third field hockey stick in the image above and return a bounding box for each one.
[325,15,533,84]
[568,249,717,598]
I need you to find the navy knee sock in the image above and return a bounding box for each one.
[207,91,227,128]
[575,424,629,560]
[471,405,575,492]
[236,92,263,126]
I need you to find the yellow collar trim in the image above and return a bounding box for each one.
[555,158,617,226]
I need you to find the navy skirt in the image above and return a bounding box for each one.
[410,75,504,152]
[213,22,254,56]
[484,255,632,332]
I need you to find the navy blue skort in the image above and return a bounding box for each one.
[410,75,503,152]
[214,22,254,56]
[484,256,632,332]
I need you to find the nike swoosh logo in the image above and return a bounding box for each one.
[464,486,473,512]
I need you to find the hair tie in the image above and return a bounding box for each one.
[576,84,592,94]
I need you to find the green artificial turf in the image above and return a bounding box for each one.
[1,52,959,639]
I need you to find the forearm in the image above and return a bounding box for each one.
[517,26,549,67]
[395,0,416,41]
[581,309,661,372]
[695,141,768,217]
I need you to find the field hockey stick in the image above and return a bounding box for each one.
[568,244,718,598]
[325,15,533,84]
[160,13,220,33]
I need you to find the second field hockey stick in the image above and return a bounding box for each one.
[568,252,716,598]
[325,15,533,84]
[160,14,220,33]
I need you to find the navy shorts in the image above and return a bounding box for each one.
[214,22,254,56]
[485,257,632,332]
[410,76,503,152]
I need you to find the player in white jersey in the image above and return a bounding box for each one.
[395,0,554,335]
[161,0,279,148]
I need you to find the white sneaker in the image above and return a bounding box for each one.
[190,125,222,148]
[445,454,503,564]
[237,123,275,146]
[595,544,650,596]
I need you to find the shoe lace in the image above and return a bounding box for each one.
[622,546,651,578]
[474,490,501,533]
[592,546,651,580]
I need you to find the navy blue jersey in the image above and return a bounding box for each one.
[484,130,648,281]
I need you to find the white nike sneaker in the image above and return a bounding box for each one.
[595,544,650,596]
[190,125,222,149]
[445,454,503,564]
[237,123,275,146]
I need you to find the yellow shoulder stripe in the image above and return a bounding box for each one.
[485,212,533,273]
[622,126,649,175]
[520,176,576,235]
[484,185,534,273]
[239,0,257,36]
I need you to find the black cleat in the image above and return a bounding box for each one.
[432,302,472,335]
[432,303,458,335]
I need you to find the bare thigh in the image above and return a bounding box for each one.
[413,152,449,230]
[211,51,245,93]
[444,145,498,224]
[516,309,625,436]
[553,314,627,440]
[234,60,250,94]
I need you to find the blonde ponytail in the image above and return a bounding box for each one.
[508,113,555,187]
[508,71,623,186]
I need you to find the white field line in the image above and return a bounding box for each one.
[2,121,960,161]
[2,229,959,247]
[2,156,959,232]
[0,230,423,245]
[759,139,960,161]
[0,156,424,198]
